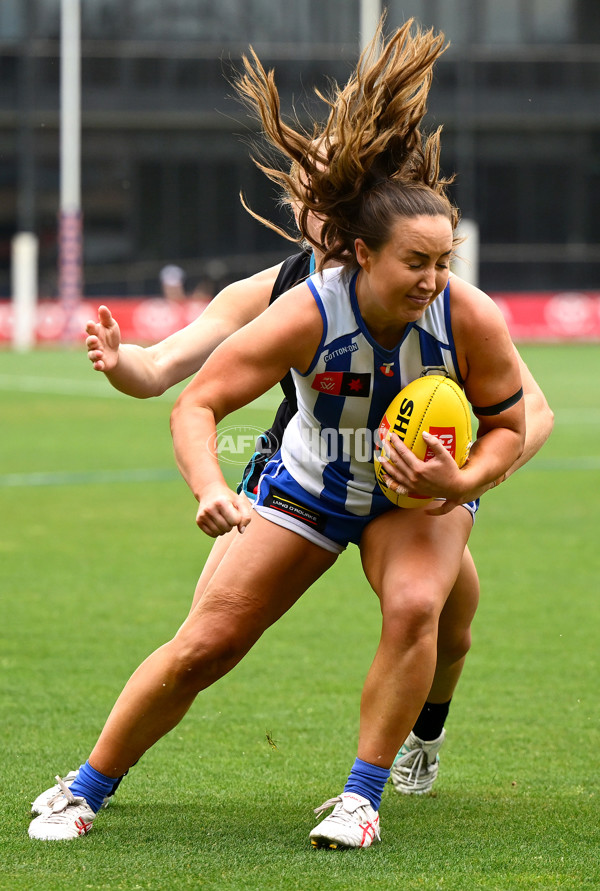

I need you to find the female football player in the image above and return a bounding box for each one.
[29,20,548,848]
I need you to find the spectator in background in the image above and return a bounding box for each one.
[159,264,187,303]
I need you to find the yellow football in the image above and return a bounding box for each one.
[375,374,472,508]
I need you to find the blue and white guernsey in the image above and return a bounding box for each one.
[279,265,463,518]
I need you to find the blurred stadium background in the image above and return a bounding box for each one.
[0,0,599,344]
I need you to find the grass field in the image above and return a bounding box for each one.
[1,344,599,890]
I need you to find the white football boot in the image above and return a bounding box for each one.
[390,729,445,795]
[31,769,111,816]
[29,776,97,840]
[309,792,380,849]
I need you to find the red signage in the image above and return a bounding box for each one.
[0,297,210,344]
[1,291,600,344]
[492,292,600,340]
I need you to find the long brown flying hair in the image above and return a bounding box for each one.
[235,16,459,270]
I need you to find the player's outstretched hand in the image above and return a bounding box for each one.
[195,483,253,537]
[85,305,122,372]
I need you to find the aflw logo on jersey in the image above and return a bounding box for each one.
[312,371,371,397]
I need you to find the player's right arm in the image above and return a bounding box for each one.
[170,283,322,536]
[84,263,284,398]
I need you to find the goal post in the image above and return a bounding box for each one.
[11,231,38,352]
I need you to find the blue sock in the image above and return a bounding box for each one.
[69,761,123,814]
[344,757,391,811]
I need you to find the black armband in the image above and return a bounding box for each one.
[472,387,524,417]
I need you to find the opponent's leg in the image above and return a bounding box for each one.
[429,545,479,704]
[188,525,239,612]
[392,546,480,794]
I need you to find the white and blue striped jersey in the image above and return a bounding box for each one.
[280,266,463,517]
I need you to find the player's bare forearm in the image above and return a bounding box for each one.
[101,344,165,398]
[435,386,553,509]
[382,419,523,506]
[461,416,524,491]
[170,397,252,536]
[102,321,231,399]
[170,400,224,501]
[89,268,282,400]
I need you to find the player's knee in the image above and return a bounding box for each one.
[171,610,253,689]
[437,626,472,665]
[171,633,246,690]
[382,587,440,645]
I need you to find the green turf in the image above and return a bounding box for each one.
[0,344,598,890]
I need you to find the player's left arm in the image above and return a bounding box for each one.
[415,344,553,514]
[381,280,526,505]
[445,281,527,499]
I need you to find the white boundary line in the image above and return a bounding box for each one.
[0,373,124,399]
[526,457,600,471]
[0,468,182,487]
[0,374,282,410]
[1,457,599,489]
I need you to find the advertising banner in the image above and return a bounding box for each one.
[1,292,600,344]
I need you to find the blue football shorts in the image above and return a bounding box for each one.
[252,451,478,555]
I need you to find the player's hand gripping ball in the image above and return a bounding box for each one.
[376,374,472,508]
